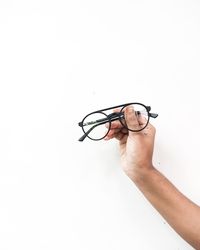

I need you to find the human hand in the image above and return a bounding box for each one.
[105,106,156,179]
[105,106,200,250]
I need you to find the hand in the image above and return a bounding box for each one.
[105,106,156,179]
[106,106,200,249]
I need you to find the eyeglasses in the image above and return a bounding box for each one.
[78,102,158,142]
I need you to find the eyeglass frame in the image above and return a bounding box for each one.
[78,102,158,142]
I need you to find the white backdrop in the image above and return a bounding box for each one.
[0,0,200,249]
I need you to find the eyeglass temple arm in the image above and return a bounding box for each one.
[149,113,158,118]
[146,106,158,118]
[78,128,94,142]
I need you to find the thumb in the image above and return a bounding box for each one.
[123,105,140,134]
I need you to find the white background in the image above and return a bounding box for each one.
[0,0,200,249]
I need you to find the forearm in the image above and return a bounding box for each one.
[130,167,200,249]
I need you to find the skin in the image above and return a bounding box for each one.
[104,106,200,249]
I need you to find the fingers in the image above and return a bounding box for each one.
[105,106,139,141]
[104,108,128,141]
[137,114,147,126]
[104,106,156,142]
[104,130,128,141]
[123,105,140,136]
[105,120,123,129]
[105,127,128,138]
[144,120,156,134]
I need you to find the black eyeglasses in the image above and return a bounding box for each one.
[78,102,158,142]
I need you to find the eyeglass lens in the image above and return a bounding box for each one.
[120,104,149,132]
[82,112,110,140]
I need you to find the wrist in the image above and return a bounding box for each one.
[126,164,156,184]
